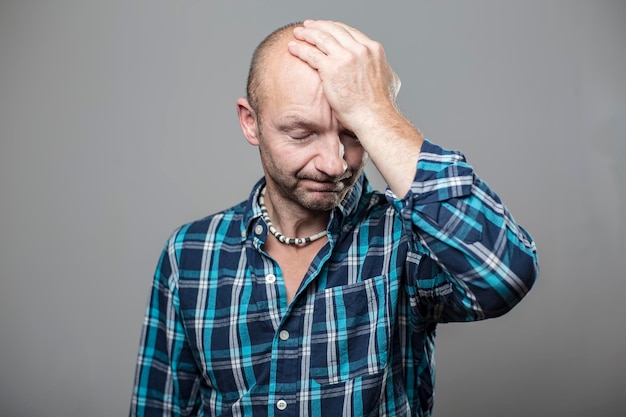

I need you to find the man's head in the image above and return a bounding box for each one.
[245,22,302,124]
[237,22,367,212]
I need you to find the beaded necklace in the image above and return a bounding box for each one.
[259,186,327,245]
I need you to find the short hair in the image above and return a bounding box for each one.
[246,22,303,118]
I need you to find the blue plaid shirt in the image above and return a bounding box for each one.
[130,139,538,417]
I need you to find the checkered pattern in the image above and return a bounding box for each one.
[130,139,538,417]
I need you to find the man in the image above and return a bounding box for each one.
[130,20,538,417]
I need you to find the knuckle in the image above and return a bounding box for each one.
[317,32,334,48]
[307,52,321,68]
[371,40,384,52]
[353,43,368,57]
[369,41,385,58]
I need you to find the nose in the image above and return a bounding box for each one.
[315,134,348,178]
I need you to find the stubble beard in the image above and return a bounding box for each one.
[257,129,366,213]
[271,172,356,212]
[262,153,364,213]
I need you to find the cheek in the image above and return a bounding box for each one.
[268,145,312,174]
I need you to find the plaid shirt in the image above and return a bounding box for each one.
[130,139,538,417]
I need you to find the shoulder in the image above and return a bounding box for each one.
[167,199,249,248]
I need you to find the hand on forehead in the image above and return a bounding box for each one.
[285,19,400,134]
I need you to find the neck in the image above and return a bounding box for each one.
[259,185,328,245]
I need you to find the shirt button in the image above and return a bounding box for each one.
[265,274,276,284]
[279,330,290,341]
[255,225,264,235]
[276,399,288,411]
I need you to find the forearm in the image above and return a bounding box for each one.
[353,106,424,198]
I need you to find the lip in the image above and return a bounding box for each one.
[304,180,345,193]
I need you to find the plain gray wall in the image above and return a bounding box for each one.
[1,1,624,416]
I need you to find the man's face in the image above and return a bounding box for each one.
[254,54,367,212]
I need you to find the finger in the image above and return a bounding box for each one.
[295,20,380,58]
[287,39,327,70]
[302,20,377,51]
[293,24,348,57]
[323,21,373,45]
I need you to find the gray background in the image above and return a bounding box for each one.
[1,1,624,416]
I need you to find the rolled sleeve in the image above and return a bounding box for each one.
[390,139,539,322]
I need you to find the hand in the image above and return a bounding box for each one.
[288,20,401,134]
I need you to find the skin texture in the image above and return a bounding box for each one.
[287,20,424,197]
[243,47,367,215]
[237,20,425,302]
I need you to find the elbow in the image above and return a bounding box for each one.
[482,251,539,319]
[519,249,540,292]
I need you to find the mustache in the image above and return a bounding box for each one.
[297,170,354,183]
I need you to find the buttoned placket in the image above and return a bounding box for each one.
[271,316,301,416]
[252,218,300,415]
[251,215,345,416]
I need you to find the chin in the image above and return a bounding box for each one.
[303,189,349,212]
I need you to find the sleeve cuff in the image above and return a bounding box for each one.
[403,139,475,204]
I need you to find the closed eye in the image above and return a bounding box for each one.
[290,132,315,140]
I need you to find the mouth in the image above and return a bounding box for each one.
[304,178,353,194]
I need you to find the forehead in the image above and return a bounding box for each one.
[261,51,330,121]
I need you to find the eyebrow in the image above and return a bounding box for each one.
[275,116,318,132]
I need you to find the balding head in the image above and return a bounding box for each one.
[246,22,302,118]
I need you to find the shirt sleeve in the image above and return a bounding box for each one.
[130,232,202,416]
[390,139,539,322]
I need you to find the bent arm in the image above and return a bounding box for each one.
[395,139,539,322]
[288,20,537,321]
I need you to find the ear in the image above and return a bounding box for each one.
[237,98,260,146]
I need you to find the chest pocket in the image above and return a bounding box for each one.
[309,274,397,385]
